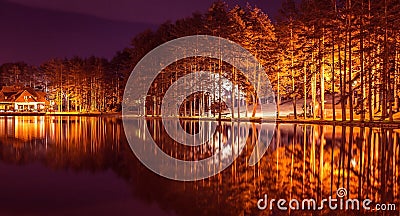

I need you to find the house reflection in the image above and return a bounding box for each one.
[0,116,121,167]
[0,116,45,144]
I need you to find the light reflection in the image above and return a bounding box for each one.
[0,116,121,167]
[0,118,398,215]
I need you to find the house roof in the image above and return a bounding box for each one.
[0,86,49,104]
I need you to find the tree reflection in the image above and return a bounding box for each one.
[0,116,121,170]
[0,117,398,215]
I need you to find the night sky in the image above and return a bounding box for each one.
[0,0,285,65]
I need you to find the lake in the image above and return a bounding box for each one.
[0,116,398,215]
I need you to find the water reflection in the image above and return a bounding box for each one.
[0,116,45,142]
[0,117,398,215]
[0,116,121,168]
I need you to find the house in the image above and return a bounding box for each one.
[0,86,49,112]
[0,86,16,111]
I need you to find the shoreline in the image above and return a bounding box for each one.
[125,115,400,127]
[1,113,399,127]
[0,112,121,117]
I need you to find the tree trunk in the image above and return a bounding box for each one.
[360,0,365,121]
[304,62,307,119]
[320,29,325,120]
[331,27,336,121]
[339,39,345,121]
[348,0,354,121]
[291,28,297,119]
[343,13,348,121]
[277,64,281,118]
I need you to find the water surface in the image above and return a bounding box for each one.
[0,116,398,215]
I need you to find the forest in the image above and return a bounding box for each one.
[1,0,400,121]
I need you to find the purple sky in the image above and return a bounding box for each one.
[0,0,285,65]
